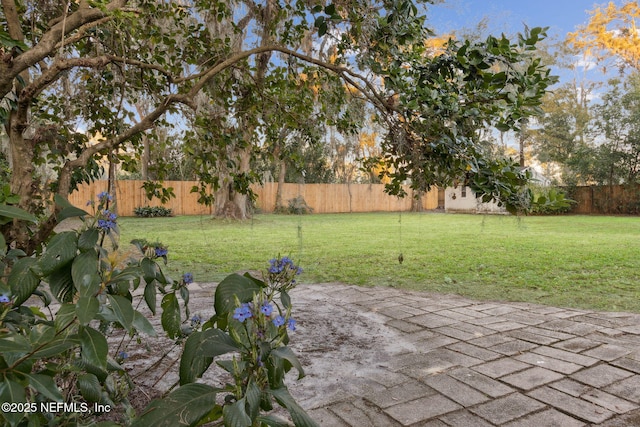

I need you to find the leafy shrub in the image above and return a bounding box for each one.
[134,256,316,426]
[530,186,575,215]
[0,192,189,425]
[0,192,313,426]
[134,206,173,217]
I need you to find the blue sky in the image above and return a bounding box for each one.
[426,0,612,40]
[425,0,631,86]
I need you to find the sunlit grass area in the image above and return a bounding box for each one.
[118,213,640,312]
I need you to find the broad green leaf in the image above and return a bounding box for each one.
[0,333,31,352]
[71,250,101,297]
[76,296,99,325]
[78,228,99,250]
[97,305,117,323]
[141,257,158,283]
[58,205,89,222]
[24,373,63,401]
[77,373,102,402]
[32,336,79,358]
[54,194,78,210]
[107,266,142,286]
[179,286,189,306]
[271,347,305,380]
[317,20,328,37]
[214,274,260,316]
[227,318,251,349]
[54,303,76,332]
[243,272,266,287]
[161,293,181,339]
[245,381,261,420]
[40,232,78,275]
[29,324,56,347]
[222,398,251,427]
[144,280,157,315]
[0,204,37,223]
[107,294,134,332]
[198,404,224,425]
[48,264,75,303]
[324,4,336,15]
[132,310,157,337]
[8,257,39,306]
[0,379,26,425]
[80,326,108,370]
[270,388,319,427]
[179,328,238,385]
[199,328,239,355]
[280,290,291,309]
[133,383,218,427]
[179,331,213,385]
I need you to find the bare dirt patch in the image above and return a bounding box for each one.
[103,282,417,422]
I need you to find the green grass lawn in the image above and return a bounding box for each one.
[118,213,640,313]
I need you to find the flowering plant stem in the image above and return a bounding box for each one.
[135,256,318,426]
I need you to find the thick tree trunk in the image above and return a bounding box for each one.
[5,99,39,251]
[519,119,528,168]
[108,154,118,215]
[8,118,34,210]
[275,158,286,211]
[141,136,150,180]
[213,145,251,219]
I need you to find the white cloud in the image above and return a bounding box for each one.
[572,54,596,71]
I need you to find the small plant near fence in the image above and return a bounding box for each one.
[0,190,315,426]
[134,205,173,217]
[530,185,574,215]
[283,196,313,215]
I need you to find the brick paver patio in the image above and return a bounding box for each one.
[139,281,640,426]
[286,283,640,426]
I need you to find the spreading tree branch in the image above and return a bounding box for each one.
[0,0,127,98]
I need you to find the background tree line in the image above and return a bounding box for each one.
[1,0,556,253]
[115,1,640,206]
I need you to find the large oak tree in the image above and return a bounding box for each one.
[1,0,555,253]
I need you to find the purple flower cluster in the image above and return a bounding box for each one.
[0,294,10,303]
[273,315,285,327]
[260,302,273,316]
[155,247,168,257]
[232,300,297,331]
[233,303,253,322]
[268,256,303,275]
[272,315,296,330]
[182,272,194,284]
[97,210,117,231]
[97,191,113,203]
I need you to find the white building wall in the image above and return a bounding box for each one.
[444,186,506,214]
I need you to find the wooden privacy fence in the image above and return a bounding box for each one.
[67,180,439,216]
[568,184,640,215]
[67,180,211,216]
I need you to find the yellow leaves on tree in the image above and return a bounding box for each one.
[423,35,453,58]
[359,132,378,156]
[294,71,321,96]
[568,1,640,71]
[358,132,391,183]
